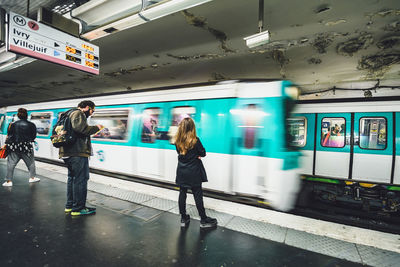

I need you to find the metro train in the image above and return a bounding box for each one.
[0,80,301,211]
[2,81,398,214]
[291,99,400,213]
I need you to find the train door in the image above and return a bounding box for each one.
[136,103,167,178]
[162,103,199,183]
[352,113,392,183]
[0,112,5,146]
[315,113,351,178]
[231,99,267,196]
[393,113,400,185]
[2,113,18,144]
[49,111,64,160]
[30,112,53,159]
[287,114,315,175]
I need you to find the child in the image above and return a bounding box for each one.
[174,117,217,228]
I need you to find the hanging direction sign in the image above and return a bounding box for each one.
[7,12,99,75]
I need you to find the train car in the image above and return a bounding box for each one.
[0,80,301,211]
[289,99,400,213]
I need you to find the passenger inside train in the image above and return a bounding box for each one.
[322,118,345,147]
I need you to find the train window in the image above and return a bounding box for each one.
[321,117,345,148]
[30,112,52,135]
[168,107,196,144]
[240,104,263,149]
[89,109,129,141]
[359,117,387,150]
[287,117,307,147]
[141,108,161,143]
[2,115,17,133]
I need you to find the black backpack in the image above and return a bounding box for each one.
[50,109,77,148]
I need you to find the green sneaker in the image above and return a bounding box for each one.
[65,208,72,213]
[71,208,96,216]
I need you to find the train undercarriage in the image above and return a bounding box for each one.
[299,176,400,214]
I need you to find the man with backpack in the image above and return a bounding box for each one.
[58,100,103,216]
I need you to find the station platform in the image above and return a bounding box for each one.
[0,160,399,267]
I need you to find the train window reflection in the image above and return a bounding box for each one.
[359,117,386,150]
[287,117,307,147]
[169,107,196,144]
[240,104,262,149]
[321,117,345,148]
[30,112,52,135]
[90,109,129,141]
[141,108,161,143]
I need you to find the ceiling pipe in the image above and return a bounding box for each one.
[258,0,263,33]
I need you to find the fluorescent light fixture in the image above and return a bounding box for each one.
[0,46,36,73]
[0,55,36,72]
[244,30,270,48]
[0,46,16,64]
[71,0,143,28]
[79,0,213,40]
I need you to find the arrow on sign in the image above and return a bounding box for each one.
[54,50,60,56]
[54,42,59,47]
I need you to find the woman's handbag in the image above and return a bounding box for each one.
[0,146,7,159]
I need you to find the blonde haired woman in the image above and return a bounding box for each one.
[175,117,217,228]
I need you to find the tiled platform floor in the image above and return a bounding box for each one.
[1,160,399,266]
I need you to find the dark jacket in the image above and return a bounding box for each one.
[59,109,100,158]
[175,138,208,187]
[6,119,37,143]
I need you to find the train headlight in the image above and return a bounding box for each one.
[285,86,300,100]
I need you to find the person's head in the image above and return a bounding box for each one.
[77,100,95,118]
[17,108,28,120]
[175,117,197,155]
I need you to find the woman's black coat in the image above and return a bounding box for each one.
[175,138,207,187]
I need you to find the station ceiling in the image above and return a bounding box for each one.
[0,0,399,107]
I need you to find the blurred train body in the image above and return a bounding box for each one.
[0,80,301,211]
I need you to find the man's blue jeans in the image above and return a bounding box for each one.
[63,157,89,212]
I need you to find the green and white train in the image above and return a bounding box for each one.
[0,80,301,211]
[291,98,400,213]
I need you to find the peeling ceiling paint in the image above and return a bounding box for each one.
[0,0,399,106]
[182,10,235,53]
[336,33,374,56]
[358,52,400,77]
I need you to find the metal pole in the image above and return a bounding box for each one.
[27,0,30,17]
[258,0,264,33]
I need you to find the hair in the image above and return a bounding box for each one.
[17,108,28,120]
[77,100,95,109]
[175,117,198,155]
